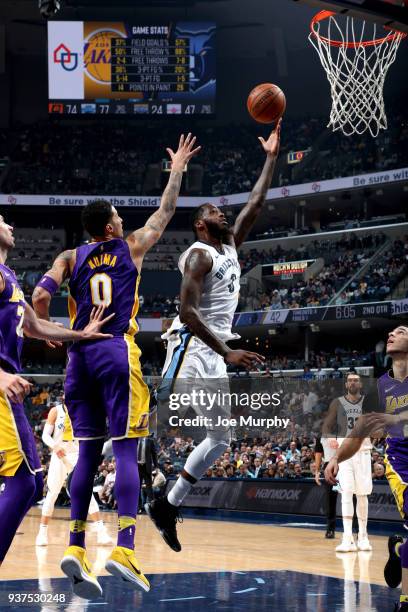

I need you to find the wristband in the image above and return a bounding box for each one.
[36,275,59,297]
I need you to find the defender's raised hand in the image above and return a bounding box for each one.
[258,118,282,158]
[166,133,201,172]
[80,305,115,341]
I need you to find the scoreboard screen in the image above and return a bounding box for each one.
[48,21,216,116]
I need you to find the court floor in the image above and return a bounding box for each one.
[0,507,401,611]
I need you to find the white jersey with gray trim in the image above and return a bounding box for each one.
[164,241,241,342]
[53,403,66,445]
[337,395,371,450]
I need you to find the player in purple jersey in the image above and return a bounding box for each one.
[32,134,200,599]
[325,326,408,612]
[0,214,113,568]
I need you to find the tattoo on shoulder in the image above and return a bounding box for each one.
[186,248,212,272]
[57,249,74,262]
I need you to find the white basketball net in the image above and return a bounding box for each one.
[309,13,405,137]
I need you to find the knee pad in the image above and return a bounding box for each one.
[202,436,229,464]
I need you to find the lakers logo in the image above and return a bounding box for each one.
[84,28,126,85]
[0,451,6,468]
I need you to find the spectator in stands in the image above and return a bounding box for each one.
[372,463,386,480]
[274,460,289,479]
[249,458,265,478]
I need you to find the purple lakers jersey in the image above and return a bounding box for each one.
[0,264,25,373]
[68,239,140,337]
[378,372,408,456]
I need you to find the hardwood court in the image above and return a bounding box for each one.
[1,507,390,586]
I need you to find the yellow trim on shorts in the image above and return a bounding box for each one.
[127,275,141,336]
[0,393,34,477]
[119,334,150,439]
[62,404,74,442]
[384,452,408,518]
[68,293,77,329]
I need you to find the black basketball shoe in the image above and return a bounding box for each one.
[384,535,403,588]
[394,602,408,611]
[145,497,182,552]
[325,529,335,539]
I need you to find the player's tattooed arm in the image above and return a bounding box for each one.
[127,133,201,261]
[232,119,281,249]
[32,249,75,320]
[180,249,264,368]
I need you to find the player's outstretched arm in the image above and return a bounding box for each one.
[232,119,281,249]
[23,303,114,343]
[179,249,264,368]
[127,133,201,262]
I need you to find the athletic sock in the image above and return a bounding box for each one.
[356,495,368,539]
[117,516,136,550]
[168,476,192,507]
[343,517,353,538]
[167,436,228,507]
[112,438,140,550]
[69,438,104,548]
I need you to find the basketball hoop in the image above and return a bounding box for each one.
[309,10,406,137]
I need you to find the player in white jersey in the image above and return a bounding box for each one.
[145,120,281,551]
[322,372,372,552]
[36,402,112,546]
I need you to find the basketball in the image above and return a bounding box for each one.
[247,83,286,124]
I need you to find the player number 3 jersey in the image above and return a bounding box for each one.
[167,241,241,342]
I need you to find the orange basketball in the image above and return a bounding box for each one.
[247,83,286,124]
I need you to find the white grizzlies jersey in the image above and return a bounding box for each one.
[165,241,241,342]
[337,396,372,451]
[53,404,67,446]
[53,403,77,454]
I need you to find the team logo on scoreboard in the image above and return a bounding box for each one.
[53,44,79,72]
[84,27,126,85]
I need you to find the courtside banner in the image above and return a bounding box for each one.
[233,298,408,327]
[165,479,400,520]
[1,167,407,208]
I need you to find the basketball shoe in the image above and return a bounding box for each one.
[384,535,403,588]
[105,546,150,591]
[60,546,102,600]
[357,535,372,551]
[335,536,357,552]
[145,497,182,552]
[35,524,48,546]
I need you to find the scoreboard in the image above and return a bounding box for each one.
[48,22,216,116]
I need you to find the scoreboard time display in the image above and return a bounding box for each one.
[48,21,216,116]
